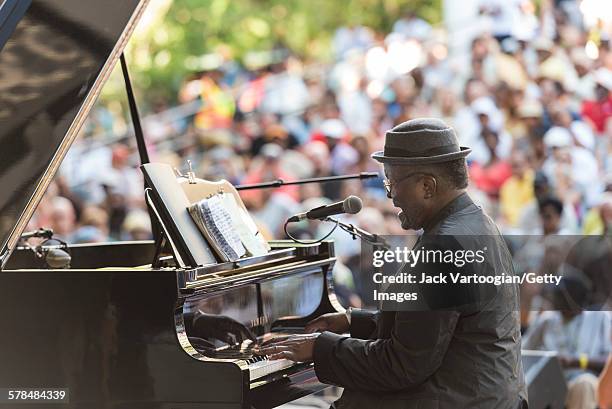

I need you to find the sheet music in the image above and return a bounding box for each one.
[188,195,246,261]
[220,193,269,257]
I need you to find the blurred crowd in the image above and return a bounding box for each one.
[24,1,612,406]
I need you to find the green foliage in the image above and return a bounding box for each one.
[116,0,441,105]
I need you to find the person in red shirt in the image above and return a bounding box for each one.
[469,127,512,199]
[581,68,612,134]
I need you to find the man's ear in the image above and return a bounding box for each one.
[422,175,437,199]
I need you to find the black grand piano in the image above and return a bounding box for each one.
[0,1,342,407]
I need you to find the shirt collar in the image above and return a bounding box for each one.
[422,192,474,234]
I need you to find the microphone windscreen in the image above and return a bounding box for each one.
[46,249,71,269]
[343,196,363,214]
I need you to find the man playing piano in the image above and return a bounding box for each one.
[256,118,528,409]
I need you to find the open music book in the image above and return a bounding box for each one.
[188,192,269,262]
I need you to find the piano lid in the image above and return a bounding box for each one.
[0,0,148,268]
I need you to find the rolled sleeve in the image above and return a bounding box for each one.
[313,331,345,385]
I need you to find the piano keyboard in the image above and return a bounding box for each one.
[246,355,295,381]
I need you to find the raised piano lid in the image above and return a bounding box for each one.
[0,0,149,268]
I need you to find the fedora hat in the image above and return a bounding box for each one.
[371,118,471,165]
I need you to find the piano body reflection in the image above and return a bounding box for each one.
[0,1,342,408]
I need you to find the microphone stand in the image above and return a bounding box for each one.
[19,228,72,269]
[19,228,54,240]
[323,216,389,250]
[322,216,389,298]
[235,172,379,191]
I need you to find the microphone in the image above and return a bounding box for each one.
[45,248,72,269]
[36,238,72,269]
[288,196,362,222]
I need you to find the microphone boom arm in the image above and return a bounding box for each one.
[235,172,379,191]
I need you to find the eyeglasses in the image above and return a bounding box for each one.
[383,172,431,195]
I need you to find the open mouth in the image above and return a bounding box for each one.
[398,210,407,223]
[397,210,413,230]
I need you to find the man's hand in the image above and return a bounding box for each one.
[254,333,319,362]
[305,312,349,334]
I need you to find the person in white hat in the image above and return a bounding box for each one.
[518,99,545,138]
[570,47,596,101]
[548,103,596,151]
[468,96,513,165]
[319,119,358,176]
[542,127,600,207]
